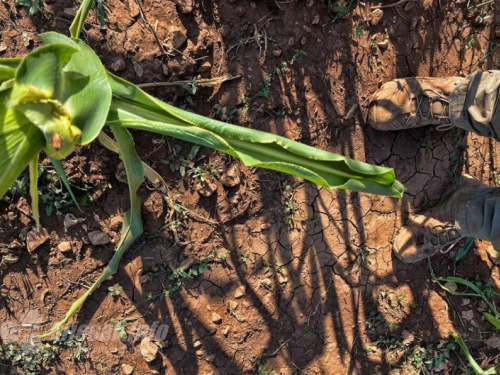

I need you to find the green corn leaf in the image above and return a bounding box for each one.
[107,74,405,197]
[451,332,497,375]
[42,126,144,337]
[29,153,40,228]
[0,89,45,199]
[69,0,94,38]
[483,312,500,330]
[38,33,113,145]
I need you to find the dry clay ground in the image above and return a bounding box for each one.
[1,0,500,373]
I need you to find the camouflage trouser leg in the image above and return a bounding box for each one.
[449,70,500,250]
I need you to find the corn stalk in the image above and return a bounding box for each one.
[0,2,405,334]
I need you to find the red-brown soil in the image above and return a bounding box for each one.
[1,0,500,374]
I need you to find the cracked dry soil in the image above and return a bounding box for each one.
[1,0,500,374]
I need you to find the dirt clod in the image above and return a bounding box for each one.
[121,363,134,375]
[370,9,384,26]
[220,164,241,187]
[486,336,500,349]
[57,241,72,254]
[133,61,144,78]
[461,310,474,321]
[164,26,188,50]
[140,337,160,363]
[443,281,457,292]
[234,285,246,299]
[26,227,50,252]
[111,59,127,72]
[88,231,111,246]
[195,180,217,197]
[211,312,223,325]
[64,213,84,229]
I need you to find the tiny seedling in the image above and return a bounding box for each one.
[110,318,132,340]
[108,285,123,297]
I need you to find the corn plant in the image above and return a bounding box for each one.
[0,0,405,335]
[430,262,500,374]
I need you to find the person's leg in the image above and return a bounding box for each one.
[367,72,500,263]
[449,70,500,141]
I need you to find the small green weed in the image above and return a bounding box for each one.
[282,180,295,227]
[15,0,43,15]
[108,285,123,297]
[110,318,132,340]
[254,354,276,375]
[146,249,229,302]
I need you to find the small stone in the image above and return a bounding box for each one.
[228,301,238,310]
[222,326,231,336]
[444,281,458,293]
[206,354,216,362]
[2,254,19,264]
[121,363,134,375]
[300,37,307,45]
[197,61,211,73]
[485,335,500,349]
[140,337,159,363]
[64,213,84,229]
[370,9,384,26]
[27,227,50,252]
[115,162,128,184]
[0,43,7,53]
[111,59,127,72]
[461,310,474,321]
[193,340,202,349]
[272,49,281,57]
[312,15,320,25]
[277,273,288,284]
[220,164,241,187]
[165,26,188,50]
[234,285,246,299]
[88,231,110,246]
[211,312,223,325]
[57,241,72,254]
[260,278,272,289]
[162,64,169,76]
[9,240,24,249]
[462,298,470,306]
[377,39,389,50]
[196,180,217,197]
[133,61,144,78]
[195,349,204,356]
[288,37,295,46]
[401,330,415,345]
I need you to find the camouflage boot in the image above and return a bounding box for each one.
[367,77,464,131]
[394,175,483,263]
